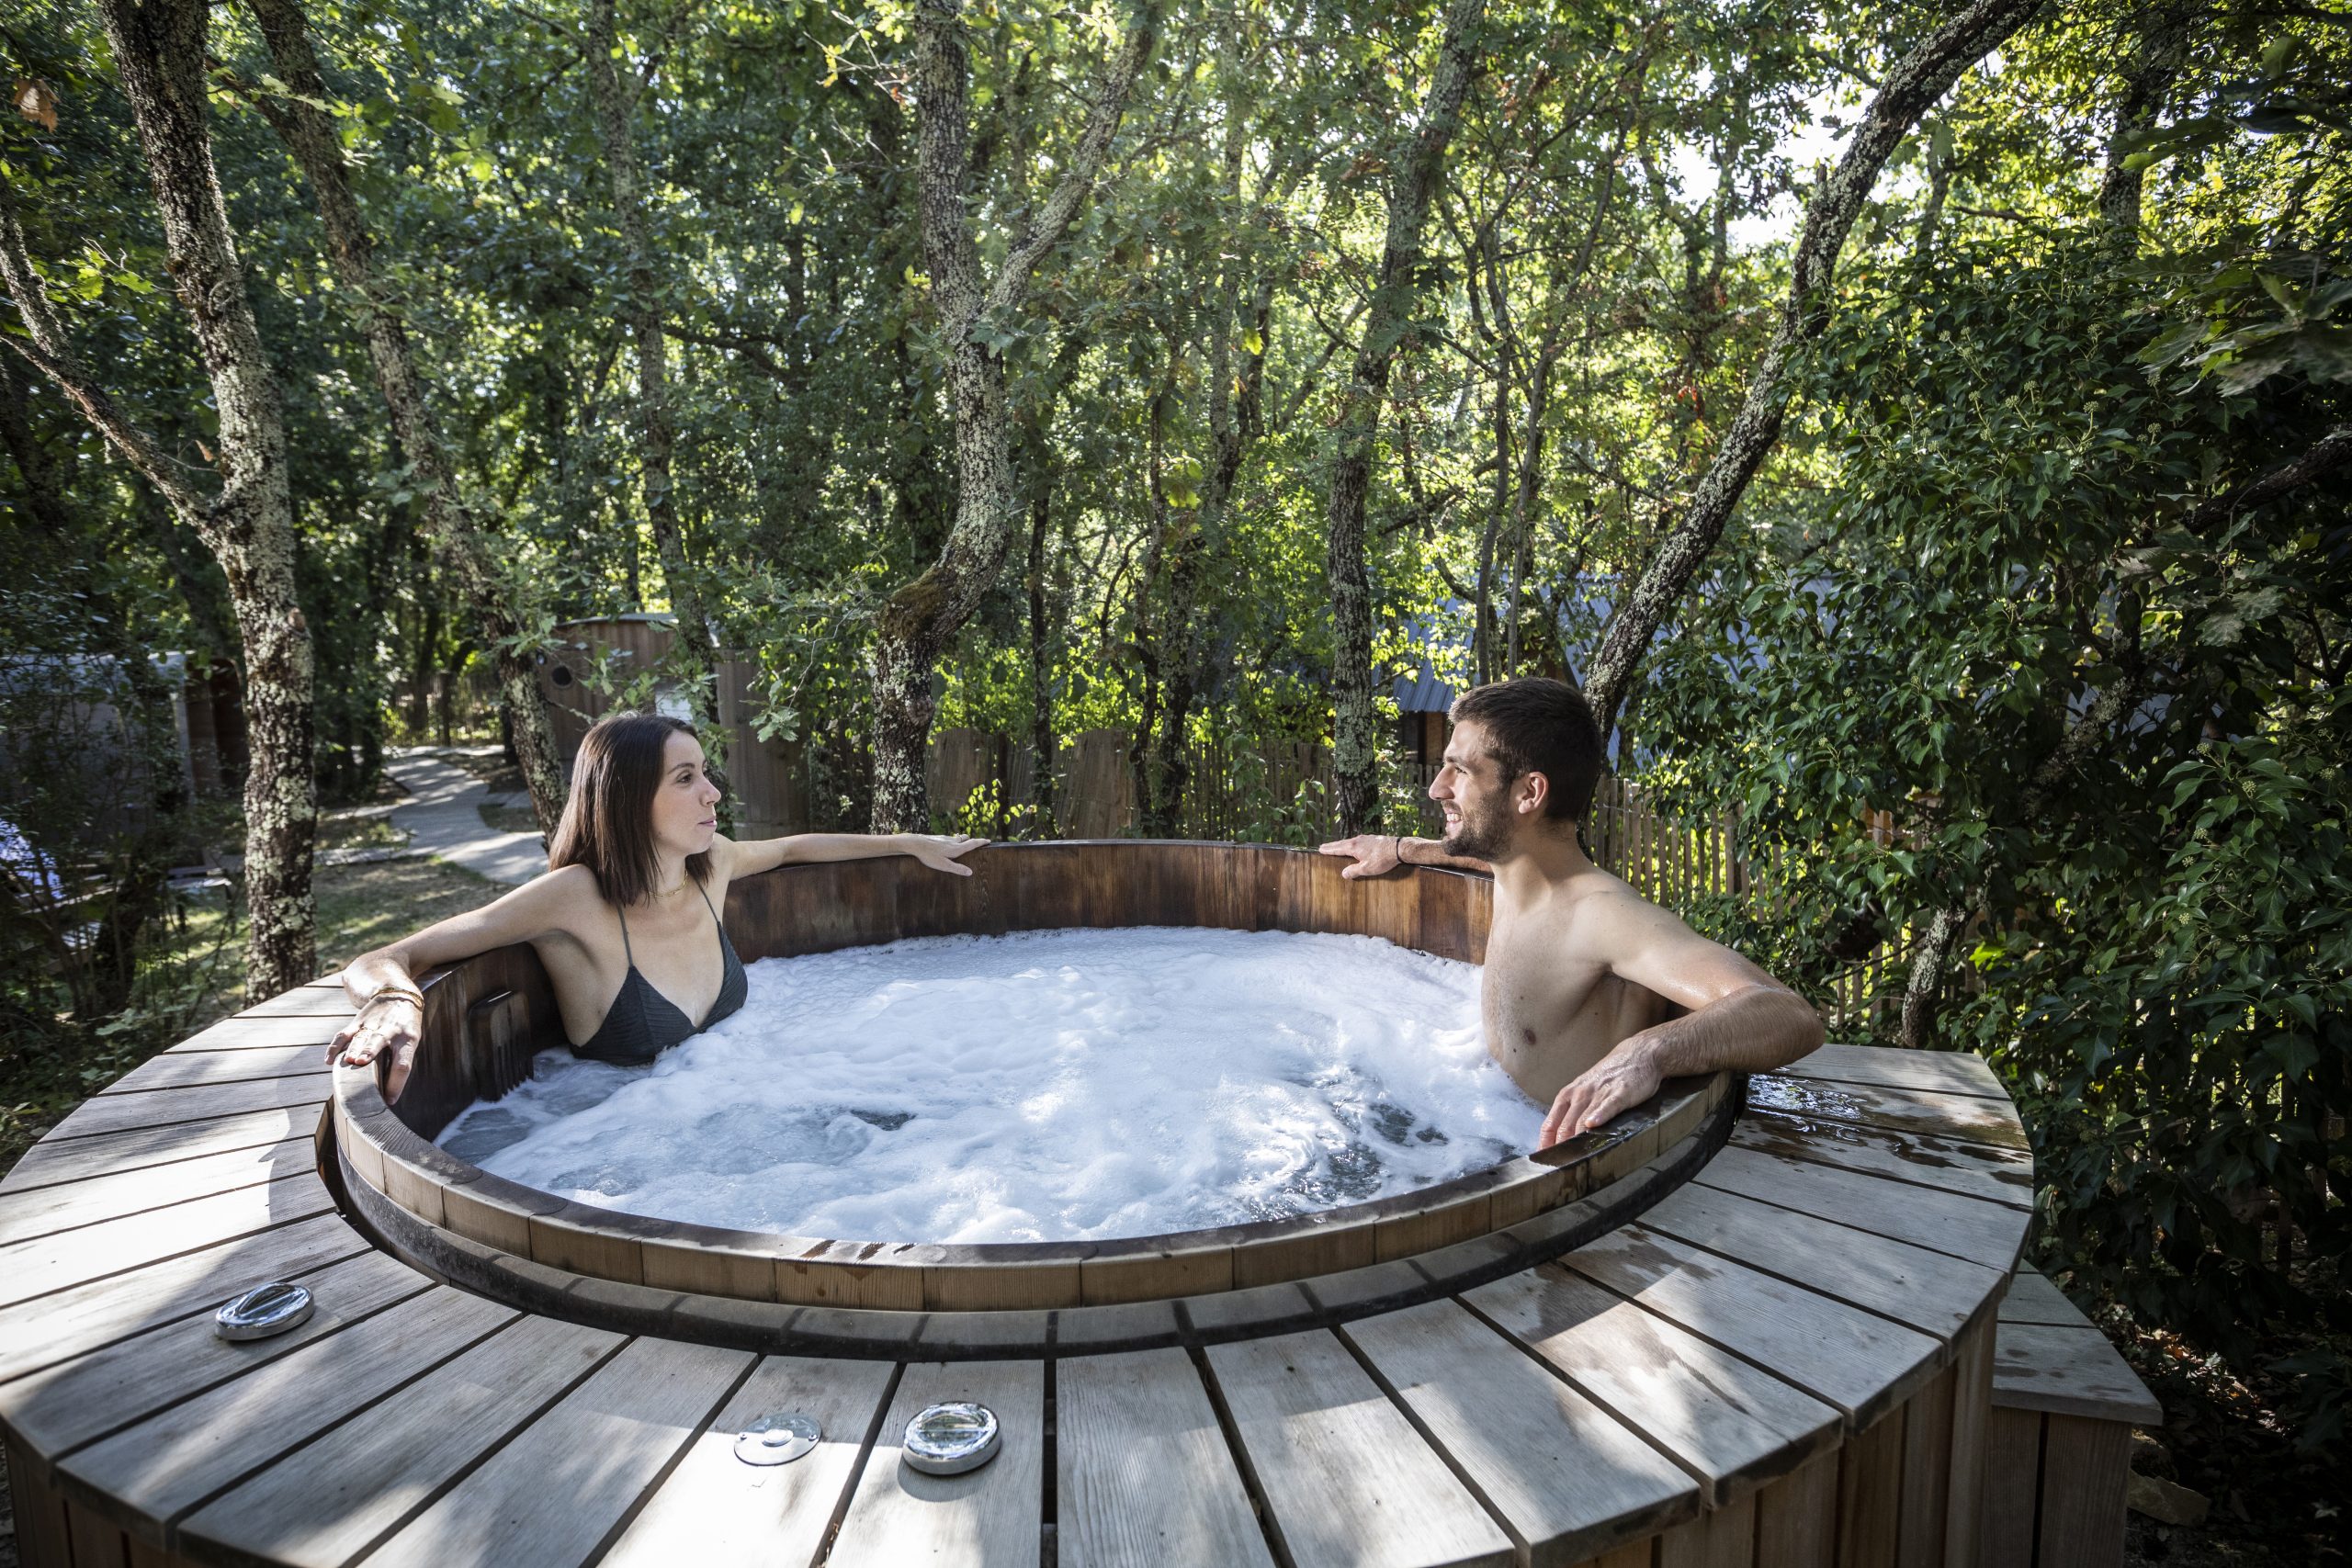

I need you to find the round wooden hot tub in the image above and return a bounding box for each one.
[0,839,2041,1568]
[331,843,1736,1355]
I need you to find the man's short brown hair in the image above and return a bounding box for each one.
[1448,677,1604,822]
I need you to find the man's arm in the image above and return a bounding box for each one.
[1539,892,1823,1147]
[1318,834,1490,878]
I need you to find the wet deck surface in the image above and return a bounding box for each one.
[2,1013,2037,1568]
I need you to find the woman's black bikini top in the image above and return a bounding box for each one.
[571,882,747,1066]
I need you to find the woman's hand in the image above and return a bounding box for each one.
[329,996,424,1103]
[904,833,988,876]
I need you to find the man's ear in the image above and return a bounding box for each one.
[1517,770,1551,816]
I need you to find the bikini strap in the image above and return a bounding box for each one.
[693,880,721,925]
[614,899,634,964]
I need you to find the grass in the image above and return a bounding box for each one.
[0,855,498,1173]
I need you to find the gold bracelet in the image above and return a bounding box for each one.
[365,986,424,1012]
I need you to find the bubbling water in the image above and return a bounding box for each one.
[437,926,1540,1244]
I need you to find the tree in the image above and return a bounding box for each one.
[2,0,317,999]
[236,0,571,831]
[865,0,1159,831]
[1578,0,2050,739]
[1324,0,1486,836]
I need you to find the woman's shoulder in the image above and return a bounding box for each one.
[509,863,611,931]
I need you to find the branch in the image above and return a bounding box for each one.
[2181,423,2352,534]
[977,0,1161,325]
[1578,0,2049,735]
[0,176,210,528]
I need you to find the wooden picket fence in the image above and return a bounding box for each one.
[923,728,1909,1031]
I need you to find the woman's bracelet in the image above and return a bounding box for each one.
[1391,835,1409,866]
[363,986,424,1013]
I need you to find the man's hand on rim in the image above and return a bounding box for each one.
[1317,834,1401,879]
[1539,1043,1662,1150]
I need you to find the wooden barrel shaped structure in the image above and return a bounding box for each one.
[332,843,1733,1353]
[0,842,2040,1568]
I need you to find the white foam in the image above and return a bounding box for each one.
[438,926,1539,1243]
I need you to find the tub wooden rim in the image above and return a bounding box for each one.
[333,840,1733,1313]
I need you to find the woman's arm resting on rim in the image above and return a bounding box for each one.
[714,831,990,880]
[1537,892,1824,1148]
[330,866,591,1102]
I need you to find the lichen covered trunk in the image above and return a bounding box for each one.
[1324,0,1487,835]
[1579,0,2048,738]
[99,0,315,998]
[588,0,716,712]
[246,0,568,833]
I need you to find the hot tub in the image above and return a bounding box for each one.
[330,843,1736,1356]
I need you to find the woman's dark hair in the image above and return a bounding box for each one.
[547,712,712,907]
[1448,677,1603,822]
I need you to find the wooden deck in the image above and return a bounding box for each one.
[2,1008,2038,1568]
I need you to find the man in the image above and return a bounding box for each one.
[1320,677,1821,1149]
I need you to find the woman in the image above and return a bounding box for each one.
[332,712,983,1101]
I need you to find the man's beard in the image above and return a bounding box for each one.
[1441,798,1510,860]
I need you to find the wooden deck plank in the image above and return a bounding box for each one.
[172,1310,616,1567]
[1636,1181,2006,1337]
[1747,1076,2027,1152]
[4,1249,431,1460]
[600,1355,897,1568]
[1057,1347,1275,1568]
[1465,1266,1838,1505]
[827,1359,1046,1568]
[1343,1297,1695,1566]
[1692,1144,2027,1272]
[62,1288,523,1529]
[0,1105,323,1195]
[0,1213,368,1389]
[1894,1362,1955,1568]
[1777,1044,2005,1100]
[6,1436,73,1568]
[167,1014,347,1052]
[2034,1413,2132,1568]
[1562,1226,1944,1427]
[364,1337,755,1568]
[1732,1111,2034,1211]
[1996,1268,2086,1327]
[1657,1491,1754,1568]
[231,988,358,1020]
[0,1137,314,1247]
[1204,1329,1514,1568]
[97,1045,331,1095]
[1833,1404,1904,1568]
[0,1173,335,1312]
[1976,1407,2042,1568]
[36,1077,329,1145]
[1991,1324,2162,1426]
[1752,1450,1838,1568]
[1944,1318,1994,1568]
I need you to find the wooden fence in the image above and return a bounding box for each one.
[922,729,1910,1032]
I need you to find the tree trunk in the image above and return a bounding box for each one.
[867,0,1159,831]
[87,0,315,999]
[242,0,569,832]
[1025,464,1057,836]
[1326,0,1487,836]
[586,0,716,711]
[1580,0,2047,738]
[2097,0,2195,245]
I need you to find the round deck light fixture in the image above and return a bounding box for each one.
[734,1412,821,1465]
[902,1402,1000,1476]
[213,1281,314,1342]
